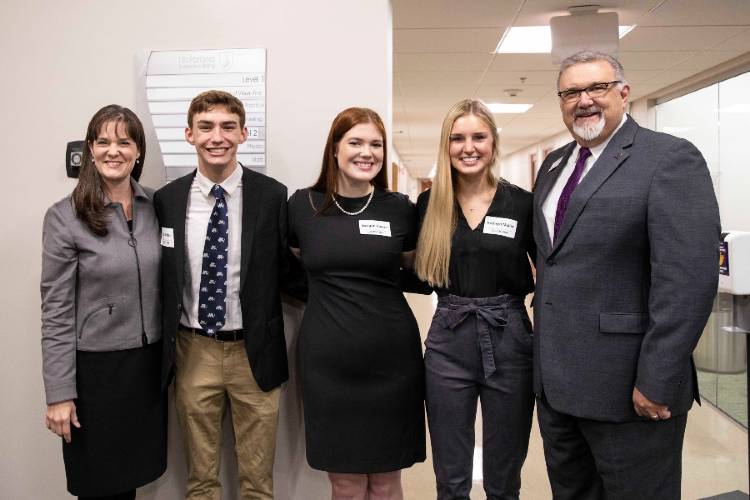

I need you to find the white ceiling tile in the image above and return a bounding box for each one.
[669,50,746,71]
[395,28,501,53]
[396,71,486,86]
[710,28,750,51]
[396,52,495,72]
[476,84,551,101]
[481,70,558,86]
[620,26,747,51]
[618,50,699,70]
[393,0,521,29]
[637,0,750,26]
[490,53,559,71]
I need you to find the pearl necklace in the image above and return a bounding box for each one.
[332,188,375,216]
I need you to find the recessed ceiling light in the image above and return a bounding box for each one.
[495,25,635,53]
[497,127,503,133]
[487,103,533,114]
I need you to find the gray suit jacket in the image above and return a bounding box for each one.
[532,116,720,422]
[41,180,162,404]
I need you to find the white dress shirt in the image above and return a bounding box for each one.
[181,165,244,330]
[542,114,628,241]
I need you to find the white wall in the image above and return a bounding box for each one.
[0,1,393,498]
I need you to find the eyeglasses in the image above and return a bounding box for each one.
[557,81,622,102]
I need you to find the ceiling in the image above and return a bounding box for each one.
[392,0,750,178]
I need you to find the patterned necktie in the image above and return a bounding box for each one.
[198,184,228,335]
[553,147,591,241]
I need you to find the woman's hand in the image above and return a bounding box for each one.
[45,400,80,443]
[290,247,301,260]
[401,250,415,270]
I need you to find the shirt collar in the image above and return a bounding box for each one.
[195,163,243,197]
[549,113,628,172]
[103,177,148,206]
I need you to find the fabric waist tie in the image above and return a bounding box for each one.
[437,294,525,380]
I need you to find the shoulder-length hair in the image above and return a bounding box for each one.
[72,105,146,236]
[311,107,389,214]
[415,99,499,287]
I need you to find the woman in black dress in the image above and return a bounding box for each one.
[41,105,166,499]
[415,99,536,500]
[288,107,425,499]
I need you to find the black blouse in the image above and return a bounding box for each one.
[416,180,535,298]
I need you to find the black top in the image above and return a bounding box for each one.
[416,180,535,298]
[287,187,425,472]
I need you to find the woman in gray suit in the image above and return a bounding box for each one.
[41,105,166,500]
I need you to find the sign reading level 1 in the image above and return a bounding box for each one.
[359,220,391,237]
[145,48,267,182]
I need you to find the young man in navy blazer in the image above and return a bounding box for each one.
[154,90,290,499]
[533,51,720,499]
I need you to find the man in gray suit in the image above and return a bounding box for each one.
[533,50,720,499]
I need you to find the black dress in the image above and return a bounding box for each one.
[288,188,426,473]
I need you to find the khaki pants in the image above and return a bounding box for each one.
[175,328,280,500]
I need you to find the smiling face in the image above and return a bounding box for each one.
[558,59,630,147]
[334,122,384,189]
[448,113,495,179]
[89,120,140,188]
[186,105,248,181]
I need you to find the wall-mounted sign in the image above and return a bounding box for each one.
[145,48,266,182]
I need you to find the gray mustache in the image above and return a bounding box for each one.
[575,107,602,117]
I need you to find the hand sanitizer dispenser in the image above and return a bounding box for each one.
[719,231,750,333]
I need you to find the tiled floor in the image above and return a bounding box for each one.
[402,293,749,500]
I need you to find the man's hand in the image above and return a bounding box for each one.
[633,387,671,421]
[45,400,81,443]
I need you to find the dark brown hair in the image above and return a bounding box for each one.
[187,90,246,128]
[311,107,389,213]
[72,105,146,236]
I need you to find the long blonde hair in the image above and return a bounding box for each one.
[415,99,499,287]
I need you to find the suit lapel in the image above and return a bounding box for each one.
[239,167,263,291]
[535,143,575,253]
[551,117,637,254]
[170,173,194,296]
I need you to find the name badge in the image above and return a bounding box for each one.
[359,220,391,237]
[483,217,517,238]
[161,227,175,248]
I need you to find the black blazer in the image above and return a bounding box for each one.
[154,166,291,392]
[532,116,720,422]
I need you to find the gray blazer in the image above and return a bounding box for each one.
[41,180,161,405]
[532,116,720,422]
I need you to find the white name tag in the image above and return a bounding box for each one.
[483,217,517,238]
[160,227,175,248]
[359,220,391,237]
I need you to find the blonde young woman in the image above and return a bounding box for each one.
[415,99,535,500]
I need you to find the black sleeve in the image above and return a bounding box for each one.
[279,187,307,301]
[400,190,433,295]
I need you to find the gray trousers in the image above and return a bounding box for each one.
[425,294,535,500]
[537,394,687,500]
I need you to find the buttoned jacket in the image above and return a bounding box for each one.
[532,116,720,422]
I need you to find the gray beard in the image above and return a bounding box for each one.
[573,115,606,142]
